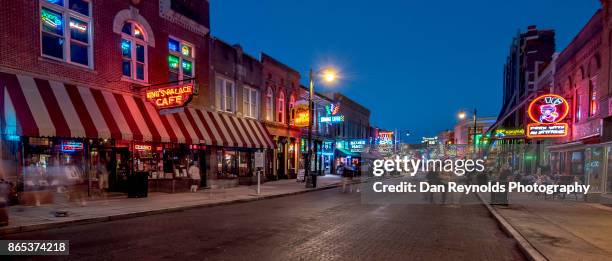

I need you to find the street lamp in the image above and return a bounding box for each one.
[458,109,477,155]
[306,67,338,188]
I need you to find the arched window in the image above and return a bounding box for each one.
[277,91,285,123]
[265,88,274,121]
[121,21,147,82]
[289,94,296,121]
[589,80,598,116]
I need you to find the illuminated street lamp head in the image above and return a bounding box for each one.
[458,111,466,120]
[322,69,337,83]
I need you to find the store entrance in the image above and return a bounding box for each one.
[197,149,206,188]
[277,145,286,179]
[109,148,130,193]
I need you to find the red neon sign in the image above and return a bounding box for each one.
[526,94,569,138]
[146,84,194,109]
[527,94,569,124]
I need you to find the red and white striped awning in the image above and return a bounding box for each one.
[0,72,274,149]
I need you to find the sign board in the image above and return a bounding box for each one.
[292,102,310,127]
[349,140,366,153]
[319,103,345,124]
[495,127,525,138]
[146,83,194,109]
[527,123,569,138]
[526,94,570,138]
[254,151,264,168]
[134,144,152,151]
[61,141,84,152]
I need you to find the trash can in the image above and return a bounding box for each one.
[128,172,149,198]
[491,181,508,205]
[306,174,317,188]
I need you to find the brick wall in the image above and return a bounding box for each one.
[0,0,210,108]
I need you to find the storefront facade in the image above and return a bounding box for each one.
[260,53,303,180]
[0,72,273,203]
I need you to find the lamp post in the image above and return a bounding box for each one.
[306,68,337,188]
[458,109,478,155]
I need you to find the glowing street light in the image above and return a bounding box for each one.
[458,111,466,120]
[322,69,337,83]
[305,67,339,188]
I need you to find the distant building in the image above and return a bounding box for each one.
[491,25,556,134]
[454,117,496,145]
[437,129,455,144]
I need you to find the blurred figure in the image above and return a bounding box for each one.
[97,161,109,200]
[65,164,86,207]
[189,162,200,192]
[341,164,354,193]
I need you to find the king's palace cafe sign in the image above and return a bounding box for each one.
[146,84,194,110]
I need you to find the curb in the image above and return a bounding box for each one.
[1,181,348,235]
[476,193,548,261]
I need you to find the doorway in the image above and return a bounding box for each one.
[109,148,130,193]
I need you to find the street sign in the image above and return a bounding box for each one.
[255,152,264,168]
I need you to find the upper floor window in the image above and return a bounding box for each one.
[277,91,285,123]
[575,92,582,122]
[589,81,598,117]
[289,94,296,122]
[265,88,274,121]
[243,86,259,119]
[168,37,194,82]
[215,77,235,112]
[121,21,147,82]
[40,0,92,67]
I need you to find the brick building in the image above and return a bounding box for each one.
[260,53,304,179]
[0,0,274,200]
[207,38,274,186]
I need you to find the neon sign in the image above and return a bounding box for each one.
[326,104,340,115]
[292,103,310,127]
[320,115,344,123]
[69,20,87,32]
[145,84,194,109]
[377,131,394,145]
[320,103,345,123]
[134,144,152,151]
[61,141,84,152]
[526,94,569,138]
[349,140,366,153]
[495,128,525,138]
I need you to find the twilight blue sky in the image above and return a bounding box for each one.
[210,0,601,142]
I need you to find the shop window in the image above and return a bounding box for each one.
[265,88,274,121]
[216,150,237,179]
[607,146,612,193]
[121,21,148,82]
[215,77,235,112]
[40,0,92,67]
[277,91,285,123]
[167,37,194,82]
[243,86,259,119]
[586,147,603,192]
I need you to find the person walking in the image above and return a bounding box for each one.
[188,162,201,192]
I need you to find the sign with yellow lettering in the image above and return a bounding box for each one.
[146,84,194,109]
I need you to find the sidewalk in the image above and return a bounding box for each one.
[1,175,345,235]
[483,193,612,260]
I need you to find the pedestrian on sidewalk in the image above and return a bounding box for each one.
[189,162,201,192]
[342,164,354,193]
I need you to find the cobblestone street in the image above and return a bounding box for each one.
[6,186,524,260]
